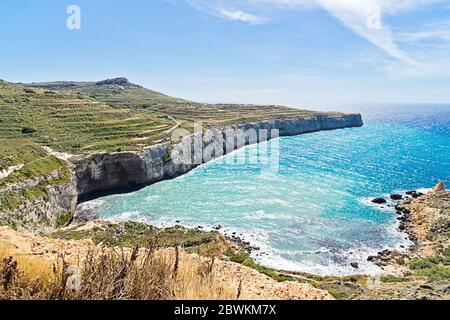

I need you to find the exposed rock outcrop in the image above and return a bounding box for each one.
[95,77,131,86]
[0,172,78,233]
[432,181,446,193]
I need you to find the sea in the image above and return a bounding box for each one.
[78,104,450,275]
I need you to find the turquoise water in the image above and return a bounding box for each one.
[81,105,450,275]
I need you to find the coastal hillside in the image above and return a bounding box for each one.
[0,78,362,231]
[0,77,366,300]
[0,77,346,153]
[25,78,338,132]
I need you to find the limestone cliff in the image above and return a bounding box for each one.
[0,171,78,232]
[73,113,363,198]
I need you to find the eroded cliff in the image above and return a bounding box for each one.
[73,113,363,198]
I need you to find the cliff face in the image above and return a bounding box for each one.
[73,113,363,198]
[0,173,78,232]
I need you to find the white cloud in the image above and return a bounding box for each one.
[173,0,450,77]
[181,0,445,64]
[218,9,265,24]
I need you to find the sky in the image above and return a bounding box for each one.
[0,0,450,108]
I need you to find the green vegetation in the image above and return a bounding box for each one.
[0,140,71,217]
[224,249,293,282]
[225,250,250,264]
[0,78,339,153]
[27,79,324,129]
[409,256,444,270]
[224,248,370,299]
[409,250,450,282]
[380,275,409,283]
[0,139,44,171]
[52,221,219,248]
[413,266,450,281]
[0,81,174,152]
[0,217,17,230]
[56,212,73,227]
[242,259,294,282]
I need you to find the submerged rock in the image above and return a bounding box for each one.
[350,262,359,269]
[372,197,387,204]
[390,194,403,200]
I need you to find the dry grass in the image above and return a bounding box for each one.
[0,243,235,300]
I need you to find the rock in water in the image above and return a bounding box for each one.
[351,262,359,269]
[372,197,387,204]
[390,194,403,200]
[432,181,446,192]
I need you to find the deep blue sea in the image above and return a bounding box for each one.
[80,104,450,275]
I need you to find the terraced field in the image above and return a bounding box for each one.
[27,78,330,131]
[0,81,174,152]
[1,77,336,153]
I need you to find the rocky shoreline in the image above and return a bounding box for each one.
[366,182,448,270]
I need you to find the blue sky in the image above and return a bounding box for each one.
[1,0,450,107]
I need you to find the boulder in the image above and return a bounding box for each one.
[432,181,446,193]
[371,197,387,204]
[350,262,359,269]
[390,194,403,200]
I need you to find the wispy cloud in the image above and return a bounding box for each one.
[314,0,418,64]
[184,0,266,25]
[168,0,450,77]
[179,1,444,64]
[397,20,450,42]
[218,9,265,24]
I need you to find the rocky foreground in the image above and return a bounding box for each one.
[1,182,448,300]
[0,221,332,300]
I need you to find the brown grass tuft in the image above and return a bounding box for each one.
[0,243,235,300]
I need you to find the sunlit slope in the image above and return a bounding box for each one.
[27,78,334,129]
[0,81,173,152]
[1,78,341,153]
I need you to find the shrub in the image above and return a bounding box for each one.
[409,256,442,270]
[21,127,37,134]
[57,212,73,227]
[414,266,450,281]
[380,275,407,283]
